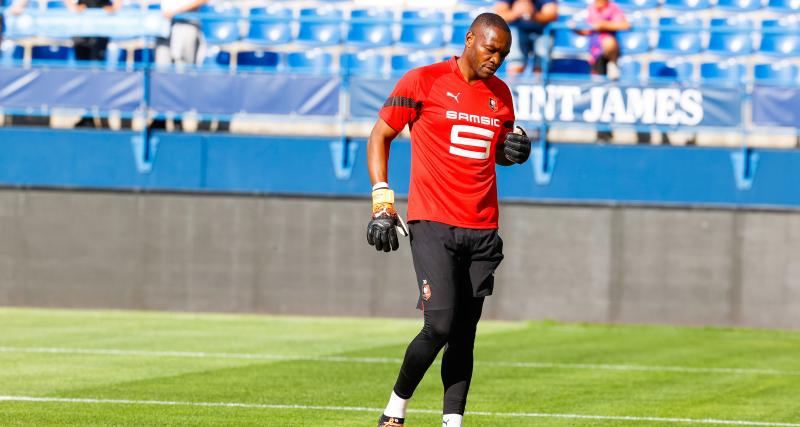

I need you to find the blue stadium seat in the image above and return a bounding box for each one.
[1,44,24,64]
[552,16,589,56]
[700,62,745,84]
[656,17,703,55]
[663,0,711,10]
[200,3,241,45]
[759,19,800,57]
[398,10,445,50]
[707,17,754,57]
[130,48,155,64]
[237,50,279,69]
[614,0,660,11]
[147,2,160,10]
[450,11,475,48]
[618,58,642,82]
[715,0,761,12]
[549,58,591,76]
[46,0,65,8]
[648,60,694,81]
[347,9,394,48]
[341,51,385,77]
[246,6,292,46]
[32,45,73,62]
[391,51,436,75]
[298,7,343,46]
[203,50,231,69]
[287,50,333,74]
[766,0,800,13]
[754,62,798,84]
[618,29,650,55]
[558,0,590,9]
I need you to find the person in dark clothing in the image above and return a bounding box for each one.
[66,0,122,61]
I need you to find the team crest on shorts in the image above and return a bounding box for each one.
[421,280,432,301]
[489,98,497,111]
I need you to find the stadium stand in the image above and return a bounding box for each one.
[1,0,799,148]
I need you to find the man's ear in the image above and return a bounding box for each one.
[465,30,474,48]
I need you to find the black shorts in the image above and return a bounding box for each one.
[409,221,504,311]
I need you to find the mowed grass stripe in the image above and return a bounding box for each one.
[2,308,800,425]
[2,396,800,427]
[0,346,797,377]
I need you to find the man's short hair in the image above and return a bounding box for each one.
[470,12,512,36]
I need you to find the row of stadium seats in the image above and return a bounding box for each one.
[196,6,475,50]
[562,0,800,13]
[555,15,800,58]
[5,41,797,84]
[552,57,800,84]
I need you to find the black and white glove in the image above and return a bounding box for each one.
[504,126,531,164]
[366,187,408,252]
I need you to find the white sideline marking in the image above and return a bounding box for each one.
[0,346,797,377]
[0,396,799,427]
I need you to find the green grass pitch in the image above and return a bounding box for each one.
[1,307,799,426]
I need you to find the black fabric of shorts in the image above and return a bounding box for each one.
[409,221,504,311]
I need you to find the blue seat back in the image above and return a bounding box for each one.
[759,19,800,57]
[700,62,744,83]
[618,58,642,82]
[287,50,333,73]
[450,11,474,47]
[648,60,694,81]
[754,62,798,83]
[707,18,753,56]
[298,7,343,45]
[247,6,292,45]
[716,0,761,11]
[550,58,590,75]
[656,17,703,54]
[341,51,385,77]
[391,51,436,74]
[200,4,241,44]
[32,45,73,61]
[238,50,279,69]
[614,0,660,11]
[347,9,394,47]
[399,10,445,49]
[662,0,711,10]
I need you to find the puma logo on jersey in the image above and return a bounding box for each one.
[445,110,501,127]
[446,92,461,103]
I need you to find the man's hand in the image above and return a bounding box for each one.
[504,126,531,164]
[367,188,408,252]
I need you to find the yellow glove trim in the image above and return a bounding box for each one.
[372,188,395,206]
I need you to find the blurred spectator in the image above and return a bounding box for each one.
[66,0,123,61]
[7,0,29,14]
[155,0,208,67]
[494,0,558,77]
[572,0,629,80]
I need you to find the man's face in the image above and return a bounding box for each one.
[465,26,511,80]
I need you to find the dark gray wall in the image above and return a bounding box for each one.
[1,189,798,328]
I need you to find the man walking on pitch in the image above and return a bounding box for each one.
[366,13,532,427]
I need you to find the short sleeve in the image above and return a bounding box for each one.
[379,70,425,132]
[610,4,626,22]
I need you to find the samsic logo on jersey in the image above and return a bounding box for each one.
[445,111,501,128]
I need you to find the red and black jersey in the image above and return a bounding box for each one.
[380,56,515,229]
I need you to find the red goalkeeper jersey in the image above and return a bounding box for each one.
[380,57,515,229]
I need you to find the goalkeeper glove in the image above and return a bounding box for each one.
[504,126,531,164]
[366,187,408,252]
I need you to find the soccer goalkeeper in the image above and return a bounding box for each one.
[366,13,531,427]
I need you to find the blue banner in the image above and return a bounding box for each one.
[2,10,170,38]
[0,67,143,111]
[752,85,800,128]
[350,78,743,128]
[150,71,340,116]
